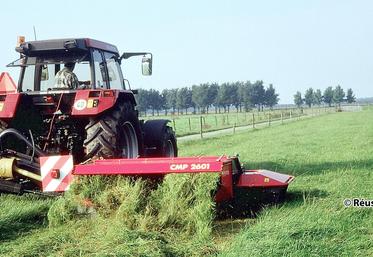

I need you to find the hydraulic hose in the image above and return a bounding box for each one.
[0,128,46,157]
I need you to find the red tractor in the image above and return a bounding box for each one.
[0,38,293,211]
[0,38,177,192]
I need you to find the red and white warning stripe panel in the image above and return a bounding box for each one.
[39,155,74,192]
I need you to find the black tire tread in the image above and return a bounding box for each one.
[83,102,142,159]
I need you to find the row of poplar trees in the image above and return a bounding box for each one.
[136,81,279,115]
[294,85,356,108]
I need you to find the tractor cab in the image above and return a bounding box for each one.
[7,38,152,92]
[0,38,158,165]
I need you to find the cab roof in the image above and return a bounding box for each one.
[16,38,119,56]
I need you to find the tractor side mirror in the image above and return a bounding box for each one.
[141,55,152,76]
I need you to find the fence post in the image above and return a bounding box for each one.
[215,116,218,126]
[290,110,292,119]
[172,119,176,132]
[188,117,191,131]
[200,116,203,138]
[281,112,283,124]
[252,113,255,128]
[233,123,236,134]
[227,115,229,125]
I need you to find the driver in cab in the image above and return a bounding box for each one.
[54,62,89,89]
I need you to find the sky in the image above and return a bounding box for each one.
[0,0,372,104]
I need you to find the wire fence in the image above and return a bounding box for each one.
[144,107,340,137]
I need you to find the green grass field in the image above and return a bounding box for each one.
[180,109,373,256]
[0,108,372,256]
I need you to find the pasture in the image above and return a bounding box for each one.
[0,108,372,256]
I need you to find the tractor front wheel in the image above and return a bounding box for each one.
[159,126,177,157]
[143,120,178,158]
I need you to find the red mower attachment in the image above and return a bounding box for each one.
[40,155,294,205]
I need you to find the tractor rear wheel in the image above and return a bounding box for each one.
[83,102,142,160]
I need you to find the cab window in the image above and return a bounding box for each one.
[73,61,91,87]
[22,64,36,91]
[104,52,123,89]
[92,50,107,88]
[38,62,91,91]
[40,64,56,90]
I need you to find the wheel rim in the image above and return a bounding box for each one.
[164,139,175,157]
[121,121,139,158]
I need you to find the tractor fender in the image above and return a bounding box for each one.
[0,93,21,119]
[143,119,171,147]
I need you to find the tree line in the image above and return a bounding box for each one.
[294,85,356,108]
[136,81,279,115]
